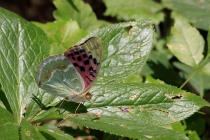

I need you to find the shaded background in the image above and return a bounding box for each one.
[0,0,114,23]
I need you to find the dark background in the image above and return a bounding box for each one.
[0,0,114,23]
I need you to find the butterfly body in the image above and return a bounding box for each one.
[36,37,102,103]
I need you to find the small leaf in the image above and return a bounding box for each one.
[33,20,87,54]
[162,0,210,31]
[0,107,19,140]
[104,0,164,24]
[53,0,107,31]
[30,108,63,123]
[171,122,185,134]
[188,131,200,140]
[36,125,75,140]
[167,13,204,67]
[20,118,45,140]
[123,73,143,83]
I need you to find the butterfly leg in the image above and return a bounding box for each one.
[74,102,84,114]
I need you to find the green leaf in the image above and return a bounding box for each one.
[85,83,209,126]
[0,106,19,140]
[30,108,63,123]
[86,20,154,85]
[123,73,143,83]
[167,13,204,67]
[33,20,88,55]
[162,0,210,31]
[173,62,210,97]
[171,122,185,134]
[188,131,200,140]
[104,0,164,24]
[67,114,188,140]
[63,83,209,139]
[0,7,52,123]
[53,0,107,32]
[36,125,75,140]
[144,75,165,84]
[20,118,45,140]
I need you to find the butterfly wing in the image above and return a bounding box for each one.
[36,55,85,101]
[64,37,102,92]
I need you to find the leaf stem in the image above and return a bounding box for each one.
[179,54,210,89]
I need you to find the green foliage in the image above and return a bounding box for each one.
[53,0,109,32]
[104,0,164,24]
[33,20,88,54]
[167,12,204,67]
[162,0,210,31]
[0,0,210,139]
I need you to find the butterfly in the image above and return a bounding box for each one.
[36,37,102,103]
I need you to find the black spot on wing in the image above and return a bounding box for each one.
[89,66,93,71]
[80,49,85,53]
[89,55,92,59]
[74,51,79,55]
[73,63,78,67]
[80,66,85,71]
[84,59,89,65]
[83,54,87,58]
[93,58,97,65]
[77,56,82,61]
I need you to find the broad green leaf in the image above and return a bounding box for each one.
[53,0,108,32]
[104,0,164,24]
[0,106,19,140]
[33,20,87,54]
[36,125,74,140]
[167,13,204,67]
[84,83,209,126]
[162,0,210,31]
[0,7,52,123]
[63,83,209,138]
[20,118,45,140]
[86,20,154,85]
[0,7,64,126]
[67,114,188,140]
[173,62,210,97]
